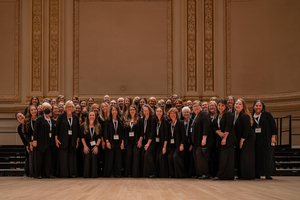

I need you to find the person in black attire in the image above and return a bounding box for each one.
[55,100,80,178]
[212,99,236,180]
[234,98,256,180]
[23,105,38,177]
[190,101,212,179]
[167,108,187,178]
[141,104,156,178]
[24,96,40,116]
[181,106,195,178]
[81,111,102,178]
[227,96,235,113]
[16,112,30,177]
[124,105,143,177]
[153,107,169,178]
[252,100,277,180]
[32,103,55,179]
[104,106,124,177]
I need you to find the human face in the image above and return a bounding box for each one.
[50,99,57,106]
[82,108,88,113]
[32,97,38,106]
[72,97,79,105]
[166,99,172,105]
[17,113,25,124]
[170,111,177,121]
[193,103,201,115]
[129,107,136,118]
[234,100,243,114]
[139,99,146,107]
[149,100,156,108]
[227,97,234,108]
[208,103,216,115]
[80,101,87,107]
[88,99,94,107]
[182,109,190,120]
[111,107,118,117]
[89,112,95,123]
[75,105,81,115]
[118,99,124,107]
[201,102,208,112]
[254,102,263,114]
[110,100,116,107]
[156,108,163,119]
[58,103,64,112]
[104,95,110,103]
[175,101,183,111]
[125,98,131,108]
[186,101,192,109]
[101,104,108,113]
[172,96,177,103]
[37,105,43,114]
[158,101,165,110]
[59,96,65,102]
[93,105,100,115]
[53,106,59,115]
[143,107,149,117]
[66,104,74,114]
[30,106,37,117]
[217,103,226,114]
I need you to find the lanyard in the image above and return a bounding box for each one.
[191,114,198,127]
[185,119,190,137]
[67,116,73,129]
[113,120,118,134]
[254,113,262,127]
[130,121,133,130]
[217,115,222,129]
[89,126,94,139]
[233,111,238,125]
[144,118,148,133]
[44,114,52,131]
[156,123,161,136]
[31,119,35,131]
[211,115,215,122]
[171,120,177,138]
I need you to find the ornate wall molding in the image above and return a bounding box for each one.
[204,0,213,92]
[187,0,196,92]
[32,0,42,92]
[49,0,59,92]
[0,0,20,101]
[73,0,173,97]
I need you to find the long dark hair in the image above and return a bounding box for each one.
[124,105,139,127]
[110,106,123,126]
[154,107,166,122]
[138,97,147,113]
[252,100,266,114]
[29,96,40,106]
[84,111,100,135]
[216,98,229,117]
[23,105,37,133]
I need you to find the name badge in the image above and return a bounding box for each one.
[255,128,261,133]
[170,139,175,144]
[31,136,33,141]
[68,130,72,135]
[90,141,96,146]
[49,133,52,138]
[156,137,160,142]
[114,135,119,140]
[190,128,192,132]
[129,132,134,137]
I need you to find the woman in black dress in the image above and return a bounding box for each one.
[212,99,236,180]
[141,104,156,178]
[124,105,143,177]
[167,108,187,178]
[81,111,101,178]
[252,100,277,180]
[104,106,124,177]
[234,98,256,180]
[208,101,218,178]
[32,103,55,179]
[55,100,80,178]
[153,107,169,178]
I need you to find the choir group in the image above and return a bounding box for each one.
[15,94,277,180]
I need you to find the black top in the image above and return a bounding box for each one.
[124,120,142,146]
[191,110,211,147]
[24,119,36,143]
[154,119,169,149]
[234,112,256,144]
[168,119,186,150]
[80,123,101,149]
[55,112,80,150]
[212,111,236,148]
[17,124,28,147]
[33,115,55,153]
[181,119,193,145]
[104,118,124,148]
[140,116,156,142]
[98,116,106,139]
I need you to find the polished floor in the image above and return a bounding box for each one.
[0,176,299,200]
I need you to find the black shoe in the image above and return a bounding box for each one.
[49,175,55,179]
[212,177,220,181]
[71,175,76,178]
[255,176,261,179]
[266,176,273,180]
[149,175,156,178]
[194,176,199,179]
[115,175,121,178]
[37,176,42,179]
[199,175,210,180]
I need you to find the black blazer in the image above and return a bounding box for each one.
[234,112,256,144]
[168,119,186,150]
[104,118,124,148]
[124,120,142,146]
[80,123,101,149]
[33,115,55,153]
[55,112,80,150]
[191,110,211,147]
[139,116,156,142]
[98,116,106,138]
[154,119,169,149]
[180,119,193,145]
[18,124,28,147]
[212,111,236,148]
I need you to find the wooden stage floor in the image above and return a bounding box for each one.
[0,176,299,200]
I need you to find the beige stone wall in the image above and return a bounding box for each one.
[0,0,300,145]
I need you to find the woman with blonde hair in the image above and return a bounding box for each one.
[234,98,256,180]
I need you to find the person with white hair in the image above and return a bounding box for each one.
[32,102,55,179]
[55,100,80,178]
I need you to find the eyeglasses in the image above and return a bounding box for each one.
[129,109,135,111]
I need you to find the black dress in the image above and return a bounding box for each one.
[168,119,187,178]
[81,123,101,178]
[33,115,55,178]
[234,112,256,179]
[98,116,106,176]
[155,119,169,178]
[56,112,80,177]
[191,110,212,177]
[124,119,143,177]
[252,111,277,177]
[17,124,30,176]
[181,118,195,177]
[209,116,219,178]
[24,119,36,177]
[104,118,124,177]
[141,116,157,177]
[212,111,236,180]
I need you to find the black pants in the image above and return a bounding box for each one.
[35,147,53,177]
[156,145,169,178]
[236,139,255,179]
[216,143,235,180]
[104,142,122,177]
[193,143,213,177]
[59,146,77,177]
[83,150,98,178]
[125,142,143,177]
[168,147,187,178]
[143,142,158,177]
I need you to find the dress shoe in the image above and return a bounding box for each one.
[49,175,55,179]
[198,175,210,180]
[37,176,42,179]
[266,176,273,180]
[212,177,220,181]
[149,175,156,178]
